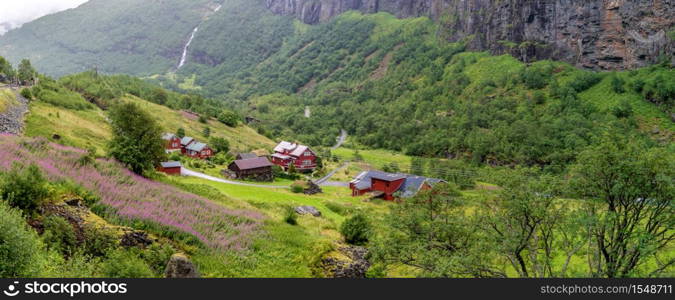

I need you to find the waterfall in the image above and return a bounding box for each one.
[177,27,199,69]
[176,3,222,70]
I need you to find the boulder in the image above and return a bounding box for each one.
[320,246,370,278]
[120,230,153,248]
[164,254,200,278]
[295,205,321,217]
[303,181,323,195]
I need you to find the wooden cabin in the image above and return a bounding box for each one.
[228,157,274,181]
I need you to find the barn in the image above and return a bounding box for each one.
[158,161,182,175]
[228,157,274,181]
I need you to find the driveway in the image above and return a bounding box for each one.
[181,168,288,189]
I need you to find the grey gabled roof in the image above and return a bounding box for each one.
[162,133,178,140]
[186,142,208,152]
[160,161,182,168]
[181,136,194,146]
[351,170,445,197]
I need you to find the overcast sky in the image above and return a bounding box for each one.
[0,0,89,34]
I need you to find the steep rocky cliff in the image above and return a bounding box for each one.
[265,0,674,70]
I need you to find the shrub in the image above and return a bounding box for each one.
[217,110,240,127]
[210,137,230,153]
[176,128,186,138]
[0,163,52,212]
[325,201,352,216]
[283,206,298,225]
[140,244,175,275]
[610,74,625,93]
[20,88,33,99]
[82,225,118,257]
[102,249,155,278]
[612,99,633,119]
[0,201,42,277]
[340,214,371,245]
[290,182,305,194]
[42,215,77,255]
[521,65,552,89]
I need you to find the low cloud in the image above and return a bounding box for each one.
[0,0,89,35]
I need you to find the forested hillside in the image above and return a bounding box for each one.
[0,0,214,76]
[1,0,672,171]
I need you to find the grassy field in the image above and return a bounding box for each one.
[330,147,414,181]
[126,95,276,153]
[167,176,393,277]
[24,94,276,156]
[0,88,17,113]
[24,101,111,155]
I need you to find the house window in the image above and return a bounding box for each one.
[304,151,311,156]
[302,160,312,166]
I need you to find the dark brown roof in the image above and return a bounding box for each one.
[232,157,273,170]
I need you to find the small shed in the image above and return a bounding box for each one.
[158,161,182,175]
[228,157,274,181]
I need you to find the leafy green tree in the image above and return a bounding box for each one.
[108,102,166,174]
[371,184,496,277]
[209,137,229,153]
[203,127,211,138]
[570,133,674,278]
[17,59,36,85]
[340,214,372,245]
[479,169,562,278]
[0,56,14,82]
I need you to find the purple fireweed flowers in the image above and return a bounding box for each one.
[0,136,263,251]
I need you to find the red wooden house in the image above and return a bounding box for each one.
[157,161,182,175]
[162,133,182,152]
[270,141,317,172]
[180,136,195,155]
[185,141,214,159]
[350,171,445,201]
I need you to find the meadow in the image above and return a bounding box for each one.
[0,135,262,251]
[24,94,276,156]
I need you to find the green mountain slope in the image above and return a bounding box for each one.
[0,0,214,76]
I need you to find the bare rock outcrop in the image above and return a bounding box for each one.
[164,253,200,278]
[265,0,674,70]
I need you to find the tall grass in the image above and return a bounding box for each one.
[0,135,263,251]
